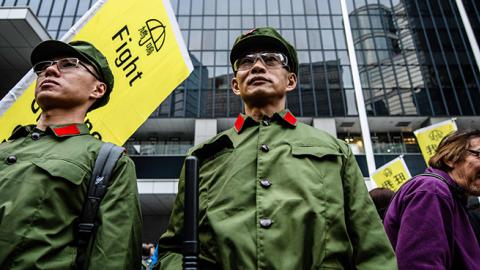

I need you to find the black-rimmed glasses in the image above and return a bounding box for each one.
[233,52,289,72]
[33,57,101,80]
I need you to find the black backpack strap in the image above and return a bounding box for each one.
[75,142,125,269]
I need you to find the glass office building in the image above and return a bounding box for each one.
[145,0,480,164]
[2,0,480,240]
[152,0,480,118]
[2,0,479,138]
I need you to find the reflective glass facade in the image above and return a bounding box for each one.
[2,0,479,118]
[1,0,96,39]
[155,0,480,118]
[402,0,480,116]
[157,0,359,117]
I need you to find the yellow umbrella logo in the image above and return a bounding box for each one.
[383,168,393,177]
[428,129,444,141]
[138,19,166,55]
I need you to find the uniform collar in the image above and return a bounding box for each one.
[47,123,90,137]
[233,109,298,133]
[8,123,90,140]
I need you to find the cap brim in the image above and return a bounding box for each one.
[31,40,92,66]
[230,35,290,65]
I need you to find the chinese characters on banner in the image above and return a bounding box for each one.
[371,156,412,191]
[414,119,458,165]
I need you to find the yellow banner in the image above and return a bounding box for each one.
[414,119,457,165]
[371,156,412,191]
[0,0,192,144]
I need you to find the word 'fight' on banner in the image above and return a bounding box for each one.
[0,0,192,144]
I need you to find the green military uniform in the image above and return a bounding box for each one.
[0,123,142,269]
[157,110,397,269]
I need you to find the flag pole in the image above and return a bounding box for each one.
[340,0,376,177]
[454,0,480,75]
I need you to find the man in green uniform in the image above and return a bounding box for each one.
[0,40,142,269]
[155,27,397,269]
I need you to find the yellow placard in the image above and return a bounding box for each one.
[371,156,412,191]
[0,0,192,144]
[414,119,457,165]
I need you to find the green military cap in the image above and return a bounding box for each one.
[31,40,114,111]
[230,27,299,75]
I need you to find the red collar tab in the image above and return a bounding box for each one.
[282,111,297,126]
[51,124,81,137]
[234,114,246,133]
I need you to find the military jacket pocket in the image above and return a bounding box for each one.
[289,144,344,180]
[291,144,344,159]
[31,158,87,185]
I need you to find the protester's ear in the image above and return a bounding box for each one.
[286,72,297,92]
[91,82,106,99]
[231,77,241,96]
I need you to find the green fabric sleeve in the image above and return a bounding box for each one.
[153,164,186,270]
[341,144,398,270]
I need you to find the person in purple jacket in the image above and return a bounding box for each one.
[384,129,480,270]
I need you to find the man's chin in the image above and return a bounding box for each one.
[243,90,280,105]
[35,89,57,100]
[35,97,62,111]
[244,99,273,109]
[467,182,480,196]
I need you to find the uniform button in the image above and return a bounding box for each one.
[6,155,17,165]
[260,179,272,188]
[31,132,40,140]
[260,144,269,152]
[259,218,272,228]
[262,119,270,126]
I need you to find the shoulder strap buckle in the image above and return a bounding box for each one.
[77,222,95,234]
